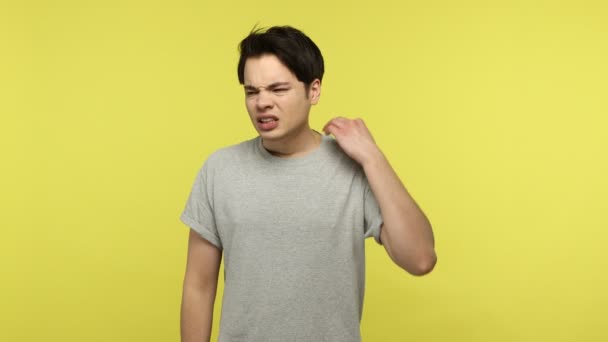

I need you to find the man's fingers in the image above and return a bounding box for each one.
[323,116,355,136]
[323,122,341,136]
[331,117,348,128]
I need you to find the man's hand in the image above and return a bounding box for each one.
[322,116,383,167]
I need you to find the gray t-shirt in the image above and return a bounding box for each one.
[180,132,384,342]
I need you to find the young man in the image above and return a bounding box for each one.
[179,26,436,342]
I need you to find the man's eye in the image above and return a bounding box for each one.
[273,88,288,93]
[245,91,257,96]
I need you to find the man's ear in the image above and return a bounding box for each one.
[309,79,321,105]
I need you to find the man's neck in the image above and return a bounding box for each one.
[262,128,322,159]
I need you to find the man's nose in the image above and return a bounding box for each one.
[255,90,273,109]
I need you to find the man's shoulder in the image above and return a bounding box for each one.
[323,136,363,171]
[204,136,258,166]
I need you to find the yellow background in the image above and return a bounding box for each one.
[2,0,607,341]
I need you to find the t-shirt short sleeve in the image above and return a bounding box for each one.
[363,174,384,245]
[180,160,223,249]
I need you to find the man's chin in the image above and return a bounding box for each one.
[257,129,284,140]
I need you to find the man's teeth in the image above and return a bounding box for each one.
[260,118,276,122]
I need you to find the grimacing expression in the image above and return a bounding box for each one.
[243,54,320,140]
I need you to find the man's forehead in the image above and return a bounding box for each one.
[243,55,297,83]
[242,69,294,88]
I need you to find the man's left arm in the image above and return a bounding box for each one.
[323,117,437,276]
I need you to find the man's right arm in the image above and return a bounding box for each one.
[181,229,222,342]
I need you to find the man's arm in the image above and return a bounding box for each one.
[181,229,222,342]
[365,152,437,276]
[322,117,437,276]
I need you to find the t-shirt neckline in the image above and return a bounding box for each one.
[256,130,331,166]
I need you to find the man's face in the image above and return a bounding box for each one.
[243,54,320,141]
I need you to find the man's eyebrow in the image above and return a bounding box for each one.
[244,82,290,90]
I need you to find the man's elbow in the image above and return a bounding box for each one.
[401,249,437,276]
